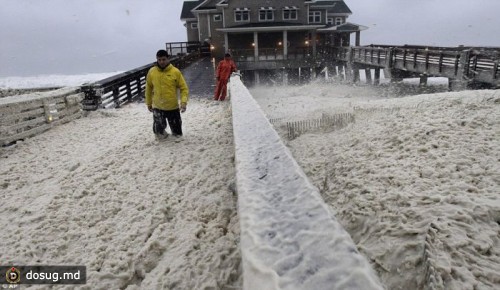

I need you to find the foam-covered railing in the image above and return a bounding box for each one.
[0,88,83,146]
[229,75,384,290]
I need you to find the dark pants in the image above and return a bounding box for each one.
[153,108,183,136]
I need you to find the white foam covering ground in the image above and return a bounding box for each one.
[1,100,242,289]
[1,73,499,289]
[252,81,500,289]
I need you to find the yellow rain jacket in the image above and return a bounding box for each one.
[145,64,189,111]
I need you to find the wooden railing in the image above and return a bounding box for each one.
[330,45,499,86]
[469,50,499,84]
[231,47,313,62]
[81,52,199,110]
[0,88,83,146]
[0,87,62,98]
[165,41,211,57]
[1,48,201,145]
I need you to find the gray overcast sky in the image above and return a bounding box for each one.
[1,0,499,77]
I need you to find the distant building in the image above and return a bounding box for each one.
[180,0,367,59]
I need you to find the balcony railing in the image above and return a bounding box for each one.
[230,47,313,62]
[165,41,211,57]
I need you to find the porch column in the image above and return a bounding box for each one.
[355,31,361,46]
[345,47,354,82]
[224,33,229,53]
[283,30,288,59]
[254,32,259,60]
[311,30,317,56]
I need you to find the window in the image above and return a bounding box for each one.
[213,14,222,22]
[259,7,274,21]
[327,18,334,25]
[191,23,198,29]
[235,9,250,22]
[283,7,297,20]
[309,11,321,23]
[335,17,343,25]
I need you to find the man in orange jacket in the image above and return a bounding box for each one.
[214,53,237,101]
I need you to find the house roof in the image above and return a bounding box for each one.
[194,0,220,10]
[311,0,352,14]
[310,0,336,6]
[180,0,203,20]
[330,1,352,14]
[182,0,354,21]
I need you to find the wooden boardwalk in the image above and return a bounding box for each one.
[181,57,216,98]
[80,53,212,110]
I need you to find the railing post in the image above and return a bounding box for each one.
[136,77,143,99]
[438,52,444,73]
[413,50,418,69]
[386,48,394,69]
[493,60,499,80]
[462,49,472,76]
[424,50,430,73]
[81,85,102,111]
[383,48,401,82]
[471,52,478,76]
[403,49,408,69]
[126,82,132,103]
[454,53,461,76]
[113,87,120,108]
[449,49,471,91]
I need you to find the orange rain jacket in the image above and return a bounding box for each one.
[216,59,237,81]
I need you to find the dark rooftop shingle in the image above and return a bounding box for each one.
[180,0,203,20]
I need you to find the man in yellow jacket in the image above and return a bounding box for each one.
[146,49,189,140]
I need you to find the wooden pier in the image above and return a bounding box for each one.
[321,45,499,89]
[232,44,499,89]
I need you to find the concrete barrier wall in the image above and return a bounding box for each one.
[229,75,384,290]
[0,87,83,146]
